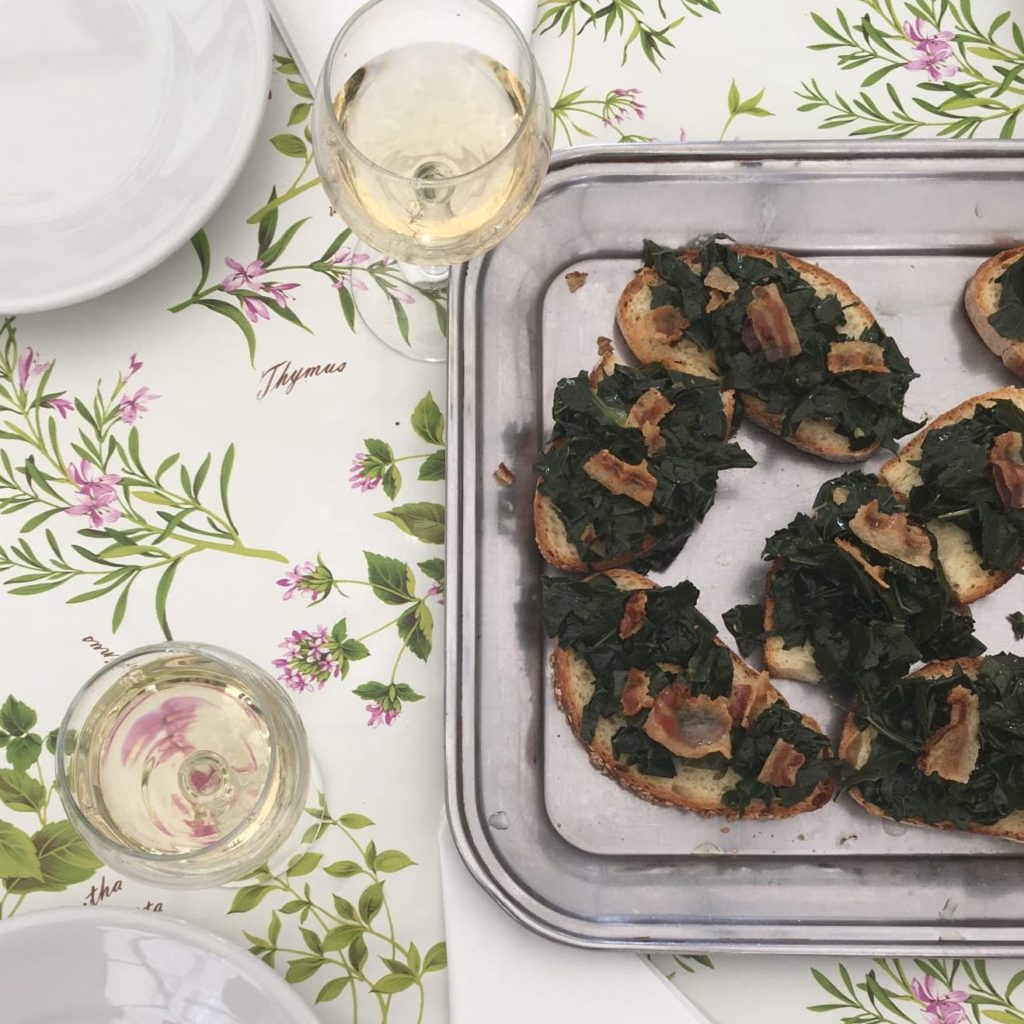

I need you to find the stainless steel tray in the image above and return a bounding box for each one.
[445,142,1024,954]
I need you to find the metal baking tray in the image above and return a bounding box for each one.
[445,142,1024,954]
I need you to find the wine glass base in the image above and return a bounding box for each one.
[346,242,448,363]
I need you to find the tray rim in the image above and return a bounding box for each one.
[445,139,1024,955]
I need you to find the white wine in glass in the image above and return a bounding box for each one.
[312,0,552,361]
[56,643,311,889]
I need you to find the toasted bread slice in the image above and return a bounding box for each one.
[965,246,1024,378]
[763,560,823,684]
[841,658,1024,843]
[617,245,889,462]
[880,386,1024,604]
[551,570,835,819]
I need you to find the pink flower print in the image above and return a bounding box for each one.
[126,352,142,379]
[427,582,446,606]
[171,795,218,841]
[262,281,300,306]
[47,396,73,419]
[119,386,160,425]
[678,128,687,142]
[393,290,415,305]
[16,348,51,391]
[903,18,958,81]
[242,295,271,323]
[911,977,969,1024]
[349,452,382,492]
[273,627,341,690]
[333,276,368,293]
[119,697,200,767]
[366,702,397,728]
[66,492,122,529]
[277,561,316,601]
[221,257,266,292]
[333,247,352,264]
[68,459,121,499]
[604,87,646,127]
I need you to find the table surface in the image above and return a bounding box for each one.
[1,1,1023,1022]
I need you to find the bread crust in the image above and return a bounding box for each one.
[879,386,1024,603]
[840,658,1024,843]
[552,570,835,819]
[616,245,884,461]
[965,246,1024,379]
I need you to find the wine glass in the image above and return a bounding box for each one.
[55,642,312,889]
[311,0,552,362]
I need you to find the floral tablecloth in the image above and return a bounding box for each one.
[1,1,1023,1022]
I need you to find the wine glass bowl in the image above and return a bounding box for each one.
[55,642,311,889]
[311,0,552,359]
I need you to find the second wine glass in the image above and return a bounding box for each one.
[311,0,552,362]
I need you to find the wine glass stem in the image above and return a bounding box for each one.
[398,261,449,293]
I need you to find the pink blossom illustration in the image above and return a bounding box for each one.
[332,249,371,267]
[68,459,121,498]
[126,352,142,380]
[47,396,73,419]
[16,348,51,391]
[366,702,398,728]
[119,696,200,767]
[903,18,958,81]
[221,257,266,292]
[242,295,271,323]
[119,386,160,425]
[604,87,646,127]
[277,561,316,601]
[393,290,415,305]
[678,128,687,142]
[65,459,123,527]
[911,977,969,1024]
[262,281,300,306]
[274,627,341,690]
[333,275,369,293]
[349,453,382,492]
[427,582,445,606]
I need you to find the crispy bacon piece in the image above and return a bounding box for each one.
[641,422,666,456]
[743,283,802,362]
[918,685,980,784]
[756,738,806,787]
[626,388,674,429]
[650,305,688,344]
[827,341,889,375]
[621,668,654,716]
[849,500,934,569]
[835,538,890,589]
[588,336,616,388]
[727,670,774,728]
[618,592,648,639]
[579,523,597,546]
[643,685,733,759]
[583,450,657,507]
[704,265,740,295]
[989,431,1024,510]
[494,462,515,486]
[844,725,876,771]
[565,271,588,293]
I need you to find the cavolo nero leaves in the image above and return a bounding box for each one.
[641,238,920,452]
[989,257,1024,339]
[764,471,984,690]
[534,363,753,571]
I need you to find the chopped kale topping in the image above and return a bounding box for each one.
[641,238,920,452]
[903,399,1024,573]
[764,472,984,690]
[851,654,1024,828]
[989,256,1024,339]
[1010,612,1024,641]
[535,363,753,571]
[722,601,766,658]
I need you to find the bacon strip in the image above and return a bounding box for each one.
[849,500,934,569]
[744,283,802,362]
[641,422,666,456]
[835,537,890,589]
[650,305,688,343]
[827,341,889,375]
[621,668,654,716]
[626,388,674,429]
[643,685,733,759]
[704,265,740,294]
[756,738,806,787]
[918,685,980,784]
[588,336,616,388]
[989,431,1024,510]
[583,450,657,507]
[727,670,774,728]
[618,592,648,639]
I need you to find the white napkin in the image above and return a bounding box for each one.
[437,823,710,1024]
[268,0,539,87]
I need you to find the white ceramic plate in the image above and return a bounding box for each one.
[0,0,270,314]
[0,907,320,1023]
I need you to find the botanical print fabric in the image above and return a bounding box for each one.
[0,1,1021,1022]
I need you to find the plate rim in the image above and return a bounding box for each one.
[0,905,321,1022]
[0,0,272,315]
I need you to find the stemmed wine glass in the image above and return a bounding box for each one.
[311,0,552,362]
